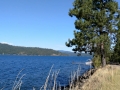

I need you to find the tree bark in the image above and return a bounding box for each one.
[101,42,106,67]
[102,53,106,67]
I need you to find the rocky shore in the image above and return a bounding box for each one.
[61,68,96,90]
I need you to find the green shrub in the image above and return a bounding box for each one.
[93,55,101,69]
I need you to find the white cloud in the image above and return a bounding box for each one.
[0,42,13,45]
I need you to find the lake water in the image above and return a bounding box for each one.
[0,55,92,90]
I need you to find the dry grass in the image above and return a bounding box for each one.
[81,65,120,90]
[4,65,120,90]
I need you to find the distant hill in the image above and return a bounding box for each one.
[58,50,77,56]
[0,43,67,56]
[58,50,93,57]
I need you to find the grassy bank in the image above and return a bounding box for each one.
[2,65,120,90]
[80,65,120,90]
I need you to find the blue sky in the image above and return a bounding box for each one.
[0,0,120,51]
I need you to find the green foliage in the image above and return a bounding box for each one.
[93,55,101,69]
[66,0,120,67]
[0,43,66,56]
[112,21,120,63]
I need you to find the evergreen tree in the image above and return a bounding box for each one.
[112,21,120,63]
[66,0,120,67]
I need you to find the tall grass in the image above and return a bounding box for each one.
[43,65,54,90]
[12,69,25,90]
[1,64,93,90]
[81,65,120,90]
[69,65,81,90]
[40,65,81,90]
[10,65,120,90]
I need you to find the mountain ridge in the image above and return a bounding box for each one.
[0,43,67,56]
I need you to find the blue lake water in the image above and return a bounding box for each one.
[0,55,92,90]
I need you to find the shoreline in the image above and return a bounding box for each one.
[60,68,96,90]
[61,65,120,90]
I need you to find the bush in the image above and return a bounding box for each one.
[92,55,101,69]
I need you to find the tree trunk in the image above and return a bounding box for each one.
[101,42,106,67]
[102,54,106,67]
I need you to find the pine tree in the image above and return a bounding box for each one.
[66,0,120,67]
[112,21,120,63]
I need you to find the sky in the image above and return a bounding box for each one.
[0,0,120,51]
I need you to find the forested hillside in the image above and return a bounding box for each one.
[0,43,67,56]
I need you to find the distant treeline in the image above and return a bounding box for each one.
[58,50,93,57]
[0,43,67,56]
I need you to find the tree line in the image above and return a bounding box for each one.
[0,43,66,56]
